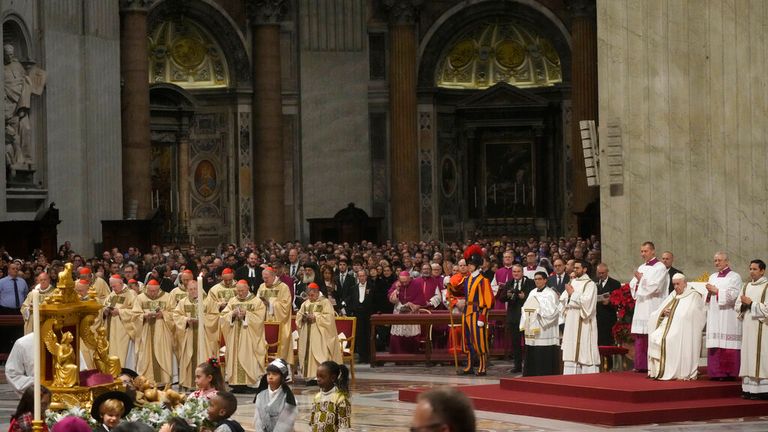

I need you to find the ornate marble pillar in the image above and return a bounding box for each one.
[247,0,286,241]
[385,0,421,241]
[569,0,599,215]
[119,0,154,219]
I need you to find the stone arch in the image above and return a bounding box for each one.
[418,0,571,88]
[148,0,250,88]
[2,13,33,61]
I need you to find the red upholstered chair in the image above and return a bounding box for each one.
[264,321,281,364]
[335,316,356,382]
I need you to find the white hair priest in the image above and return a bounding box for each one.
[647,273,707,380]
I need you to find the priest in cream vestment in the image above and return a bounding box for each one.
[559,260,600,374]
[296,283,342,381]
[221,280,267,389]
[735,259,768,399]
[173,279,206,390]
[132,279,175,385]
[103,275,136,370]
[203,268,237,359]
[648,273,706,380]
[257,267,294,366]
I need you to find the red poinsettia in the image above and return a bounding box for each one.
[610,283,635,344]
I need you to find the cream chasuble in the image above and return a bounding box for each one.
[296,297,342,380]
[648,286,706,380]
[132,291,175,385]
[221,293,267,386]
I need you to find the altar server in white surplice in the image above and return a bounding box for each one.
[648,273,706,380]
[735,259,768,399]
[560,260,600,374]
[628,241,669,372]
[521,271,561,376]
[705,251,743,380]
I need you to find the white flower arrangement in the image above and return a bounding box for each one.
[45,406,99,428]
[46,396,211,430]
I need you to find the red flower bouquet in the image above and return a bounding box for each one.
[610,283,635,344]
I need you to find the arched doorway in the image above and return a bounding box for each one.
[149,84,196,244]
[418,3,572,240]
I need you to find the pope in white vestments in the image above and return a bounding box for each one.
[560,261,600,374]
[735,259,768,398]
[628,242,669,372]
[705,252,742,379]
[648,273,706,380]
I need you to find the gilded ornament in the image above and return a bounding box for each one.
[448,40,475,69]
[496,39,525,69]
[43,319,79,388]
[541,39,560,65]
[171,37,207,69]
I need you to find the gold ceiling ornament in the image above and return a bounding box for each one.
[436,20,562,90]
[148,17,229,89]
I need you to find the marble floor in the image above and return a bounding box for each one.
[2,362,767,431]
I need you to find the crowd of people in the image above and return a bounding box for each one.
[1,234,766,431]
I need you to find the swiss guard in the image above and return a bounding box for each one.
[459,245,495,376]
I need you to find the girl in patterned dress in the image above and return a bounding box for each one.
[308,361,351,432]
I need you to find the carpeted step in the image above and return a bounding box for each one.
[499,372,742,403]
[399,383,768,426]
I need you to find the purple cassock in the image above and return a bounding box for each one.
[490,266,514,352]
[414,276,443,307]
[388,278,428,354]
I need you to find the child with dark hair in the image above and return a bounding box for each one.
[159,417,196,432]
[207,391,244,432]
[252,359,297,432]
[10,385,51,432]
[190,358,226,400]
[309,361,351,432]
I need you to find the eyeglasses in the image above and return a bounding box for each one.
[409,423,444,432]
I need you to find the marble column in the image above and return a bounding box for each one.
[247,0,287,241]
[385,0,422,241]
[569,0,599,214]
[119,0,154,219]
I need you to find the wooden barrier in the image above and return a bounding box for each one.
[369,311,508,366]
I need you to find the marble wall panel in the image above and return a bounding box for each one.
[599,0,768,279]
[43,30,86,250]
[299,51,371,230]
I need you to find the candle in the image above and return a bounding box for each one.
[197,275,205,364]
[32,291,41,421]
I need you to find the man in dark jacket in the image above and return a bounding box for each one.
[495,264,533,373]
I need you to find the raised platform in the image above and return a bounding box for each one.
[398,372,768,426]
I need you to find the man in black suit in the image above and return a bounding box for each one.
[661,251,681,294]
[335,258,356,311]
[234,252,263,293]
[594,263,620,346]
[495,264,533,373]
[347,269,375,363]
[547,258,570,294]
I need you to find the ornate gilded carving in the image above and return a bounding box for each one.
[47,263,77,305]
[245,0,288,25]
[42,319,79,388]
[148,17,229,89]
[383,0,423,25]
[436,21,562,90]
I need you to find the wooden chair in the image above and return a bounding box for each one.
[335,316,357,382]
[264,321,281,364]
[417,308,433,354]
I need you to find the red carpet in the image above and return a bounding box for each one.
[398,372,768,426]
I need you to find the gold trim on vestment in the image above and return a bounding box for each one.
[655,297,680,379]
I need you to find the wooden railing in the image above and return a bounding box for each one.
[369,311,508,366]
